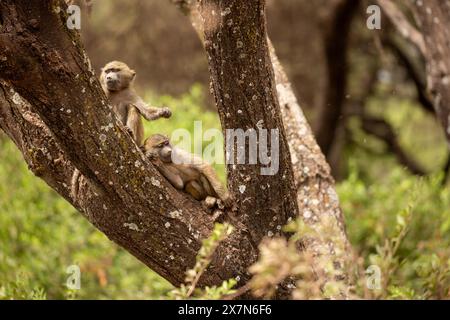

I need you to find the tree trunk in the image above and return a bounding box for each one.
[1,0,352,298]
[0,0,255,292]
[414,1,450,148]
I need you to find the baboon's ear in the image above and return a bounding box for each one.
[131,70,136,80]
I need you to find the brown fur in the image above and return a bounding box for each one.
[142,134,231,206]
[99,61,171,146]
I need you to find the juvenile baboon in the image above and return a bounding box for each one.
[99,61,171,146]
[142,134,232,207]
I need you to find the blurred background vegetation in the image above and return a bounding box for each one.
[0,0,449,299]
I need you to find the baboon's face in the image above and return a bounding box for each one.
[100,61,135,92]
[143,135,173,163]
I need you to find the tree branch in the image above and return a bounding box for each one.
[377,0,426,55]
[315,0,360,156]
[413,1,450,150]
[201,0,299,242]
[360,115,426,176]
[384,36,434,114]
[0,79,259,290]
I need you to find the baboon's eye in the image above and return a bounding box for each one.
[106,68,120,73]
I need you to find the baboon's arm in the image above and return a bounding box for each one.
[133,98,171,121]
[156,164,184,190]
[198,163,231,205]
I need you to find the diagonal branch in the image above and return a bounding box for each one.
[360,115,426,176]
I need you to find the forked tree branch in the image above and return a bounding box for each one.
[0,0,353,298]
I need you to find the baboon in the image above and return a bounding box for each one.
[142,134,232,207]
[99,61,171,146]
[72,61,171,200]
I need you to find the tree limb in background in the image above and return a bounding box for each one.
[443,156,450,183]
[343,55,427,177]
[375,1,450,177]
[315,0,360,157]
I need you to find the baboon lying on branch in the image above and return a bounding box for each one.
[142,134,232,208]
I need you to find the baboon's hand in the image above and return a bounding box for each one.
[159,107,172,118]
[221,193,233,208]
